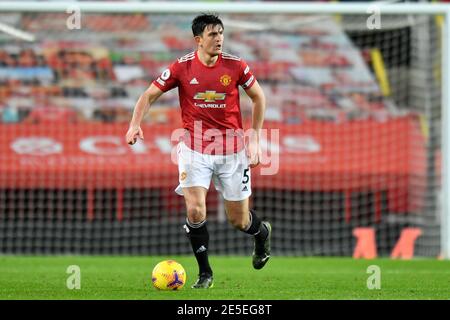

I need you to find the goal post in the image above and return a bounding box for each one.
[443,7,450,261]
[0,1,448,259]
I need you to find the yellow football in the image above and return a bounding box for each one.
[151,260,186,290]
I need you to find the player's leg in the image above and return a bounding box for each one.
[182,186,214,288]
[224,198,271,270]
[175,141,214,288]
[213,149,271,269]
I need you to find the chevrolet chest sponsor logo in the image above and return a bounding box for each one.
[194,91,226,102]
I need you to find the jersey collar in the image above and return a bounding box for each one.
[195,50,222,69]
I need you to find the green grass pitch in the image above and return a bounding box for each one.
[0,256,449,300]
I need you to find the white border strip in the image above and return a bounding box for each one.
[0,2,448,14]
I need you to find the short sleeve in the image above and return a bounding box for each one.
[152,61,180,92]
[237,60,256,90]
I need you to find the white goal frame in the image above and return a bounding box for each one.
[0,1,449,259]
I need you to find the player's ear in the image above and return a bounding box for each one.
[194,35,202,46]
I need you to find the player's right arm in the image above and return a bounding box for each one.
[126,61,180,145]
[126,83,164,145]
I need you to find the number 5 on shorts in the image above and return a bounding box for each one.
[242,168,250,184]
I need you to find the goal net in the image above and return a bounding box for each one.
[0,3,445,258]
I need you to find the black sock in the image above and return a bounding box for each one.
[184,219,213,276]
[243,209,268,241]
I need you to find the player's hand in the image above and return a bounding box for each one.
[126,126,144,145]
[247,133,261,168]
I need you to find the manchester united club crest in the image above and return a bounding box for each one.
[220,74,232,86]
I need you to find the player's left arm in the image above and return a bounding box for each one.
[244,80,266,168]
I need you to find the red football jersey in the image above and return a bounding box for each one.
[152,51,256,155]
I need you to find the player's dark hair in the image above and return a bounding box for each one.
[191,13,224,37]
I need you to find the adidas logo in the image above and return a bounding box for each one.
[242,185,248,192]
[190,78,199,85]
[196,245,207,253]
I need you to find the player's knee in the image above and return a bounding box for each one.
[186,204,206,223]
[228,215,248,231]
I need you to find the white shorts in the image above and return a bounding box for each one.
[174,141,251,201]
